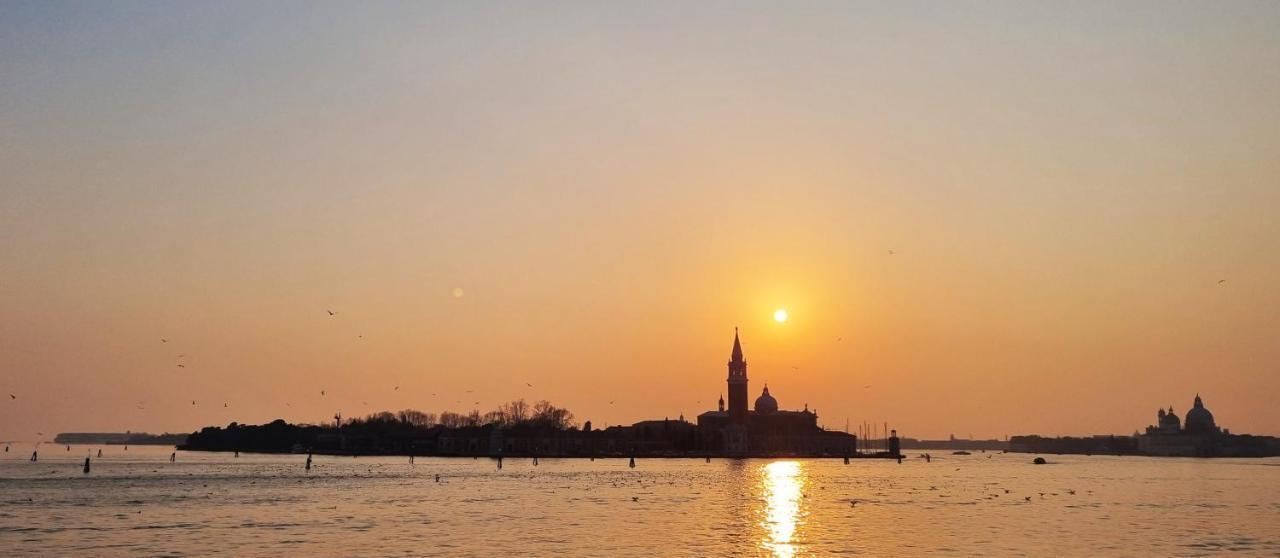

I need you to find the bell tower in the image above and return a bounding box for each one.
[727,328,749,424]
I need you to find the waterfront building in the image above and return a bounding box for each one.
[696,329,858,456]
[1137,394,1278,457]
[1009,393,1280,457]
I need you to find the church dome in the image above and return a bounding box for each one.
[754,386,778,414]
[1160,407,1181,431]
[1184,394,1217,434]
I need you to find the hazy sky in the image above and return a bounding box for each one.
[3,1,1278,441]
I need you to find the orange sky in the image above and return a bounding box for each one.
[2,3,1279,440]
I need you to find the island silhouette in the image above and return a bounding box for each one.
[182,331,901,459]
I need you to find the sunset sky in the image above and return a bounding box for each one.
[2,2,1278,441]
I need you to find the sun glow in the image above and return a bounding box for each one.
[773,309,788,323]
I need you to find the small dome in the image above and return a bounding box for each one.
[754,386,778,414]
[1184,394,1217,434]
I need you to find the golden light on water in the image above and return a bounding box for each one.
[761,461,804,557]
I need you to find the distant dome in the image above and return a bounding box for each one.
[754,386,778,414]
[1159,407,1181,431]
[1184,394,1217,434]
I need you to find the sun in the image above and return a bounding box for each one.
[773,309,788,323]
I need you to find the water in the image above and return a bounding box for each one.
[2,445,1278,556]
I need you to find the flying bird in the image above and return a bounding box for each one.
[526,383,533,388]
[191,400,196,405]
[161,338,168,343]
[888,249,895,255]
[177,364,185,368]
[8,394,14,400]
[223,403,228,408]
[320,390,326,396]
[327,310,336,316]
[1218,279,1227,285]
[394,386,399,391]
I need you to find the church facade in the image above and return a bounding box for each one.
[696,329,857,456]
[1138,394,1280,457]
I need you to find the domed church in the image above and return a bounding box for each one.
[754,386,779,414]
[696,329,856,455]
[1153,407,1181,434]
[1139,393,1232,456]
[1183,394,1219,435]
[1144,394,1220,437]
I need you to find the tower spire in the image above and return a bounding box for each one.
[726,328,749,424]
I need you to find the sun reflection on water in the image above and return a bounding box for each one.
[761,461,805,557]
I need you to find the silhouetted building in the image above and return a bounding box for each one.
[1008,434,1139,455]
[1011,394,1280,457]
[696,330,857,456]
[1137,394,1280,457]
[183,330,876,458]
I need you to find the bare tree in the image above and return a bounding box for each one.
[501,399,530,424]
[438,411,466,429]
[482,410,505,426]
[397,409,435,428]
[531,400,576,430]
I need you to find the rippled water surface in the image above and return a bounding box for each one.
[2,446,1278,556]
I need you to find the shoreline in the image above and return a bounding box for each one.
[177,447,906,460]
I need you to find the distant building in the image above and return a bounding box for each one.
[1009,393,1280,457]
[695,329,860,456]
[182,329,884,458]
[1141,394,1239,455]
[898,436,1008,451]
[1136,394,1280,457]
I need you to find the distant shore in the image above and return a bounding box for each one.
[178,446,906,460]
[54,432,189,446]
